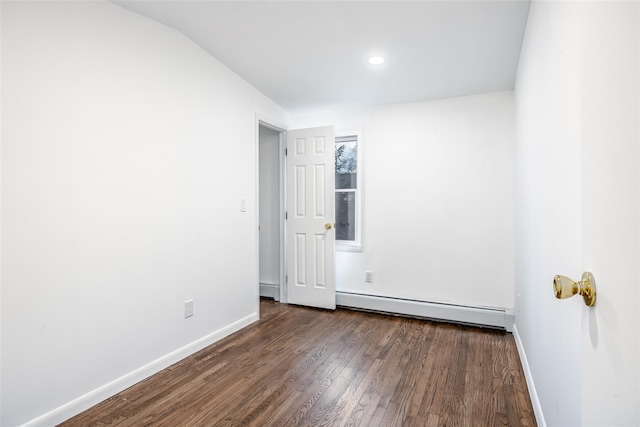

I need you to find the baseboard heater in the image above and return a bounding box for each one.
[259,282,279,300]
[336,291,514,331]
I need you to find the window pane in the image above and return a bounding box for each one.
[335,140,357,190]
[335,191,356,241]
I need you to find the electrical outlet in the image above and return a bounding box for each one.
[185,299,194,318]
[365,271,373,283]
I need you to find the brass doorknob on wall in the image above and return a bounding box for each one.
[324,223,333,230]
[553,272,596,307]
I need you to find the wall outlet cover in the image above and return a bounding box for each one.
[185,299,194,318]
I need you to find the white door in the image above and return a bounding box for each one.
[286,126,336,309]
[578,3,639,422]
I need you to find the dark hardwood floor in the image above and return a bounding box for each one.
[61,299,536,426]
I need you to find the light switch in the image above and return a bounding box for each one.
[240,198,247,212]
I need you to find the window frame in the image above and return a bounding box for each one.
[335,131,362,252]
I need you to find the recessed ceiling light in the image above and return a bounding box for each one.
[368,56,385,65]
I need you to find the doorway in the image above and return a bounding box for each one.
[258,122,285,301]
[257,121,337,309]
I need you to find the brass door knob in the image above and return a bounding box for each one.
[324,223,333,230]
[553,272,596,307]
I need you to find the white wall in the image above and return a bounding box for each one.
[259,126,280,286]
[515,1,639,426]
[292,92,515,310]
[514,2,583,425]
[1,2,289,425]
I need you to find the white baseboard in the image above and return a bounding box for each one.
[259,282,279,300]
[513,324,546,427]
[23,312,259,427]
[336,292,514,330]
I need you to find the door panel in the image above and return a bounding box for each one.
[286,126,336,309]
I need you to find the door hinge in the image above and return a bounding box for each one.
[286,275,288,284]
[285,148,288,156]
[285,212,288,220]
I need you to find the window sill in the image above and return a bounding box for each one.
[336,244,362,253]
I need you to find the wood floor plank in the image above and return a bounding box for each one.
[415,324,457,420]
[60,299,536,427]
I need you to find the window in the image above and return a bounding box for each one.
[335,134,361,250]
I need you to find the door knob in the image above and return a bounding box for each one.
[553,272,596,307]
[324,223,333,230]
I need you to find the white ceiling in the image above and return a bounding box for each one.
[113,1,531,113]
